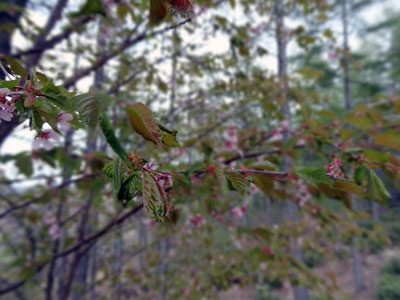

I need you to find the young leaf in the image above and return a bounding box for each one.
[33,98,61,133]
[118,174,139,206]
[126,102,165,149]
[225,171,249,195]
[149,0,168,25]
[99,114,131,166]
[112,159,124,196]
[0,55,26,78]
[297,168,333,186]
[71,0,107,17]
[354,165,367,185]
[366,169,390,204]
[15,154,33,177]
[71,93,110,129]
[142,173,166,221]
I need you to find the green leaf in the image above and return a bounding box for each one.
[71,93,110,129]
[32,107,44,131]
[0,79,19,88]
[185,161,206,175]
[42,90,72,112]
[103,161,114,178]
[142,173,166,221]
[112,159,124,196]
[344,115,372,129]
[126,102,165,149]
[32,98,61,133]
[71,0,106,17]
[99,114,131,166]
[373,132,400,151]
[297,168,333,186]
[225,171,249,195]
[15,154,33,177]
[253,173,273,195]
[366,169,390,204]
[118,174,139,206]
[1,55,26,78]
[161,132,180,147]
[354,165,367,185]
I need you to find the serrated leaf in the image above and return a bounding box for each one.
[366,169,390,204]
[71,93,110,129]
[118,174,139,206]
[253,173,273,195]
[297,168,333,186]
[33,98,61,133]
[334,181,364,197]
[225,171,249,195]
[142,173,166,221]
[149,0,168,25]
[161,132,180,147]
[32,107,44,131]
[126,102,165,149]
[99,114,131,166]
[112,159,123,196]
[103,161,114,177]
[354,165,367,185]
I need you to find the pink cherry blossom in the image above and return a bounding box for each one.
[49,224,61,238]
[231,205,246,218]
[188,214,205,227]
[57,110,73,131]
[32,130,60,151]
[43,212,56,225]
[143,218,157,226]
[0,88,15,123]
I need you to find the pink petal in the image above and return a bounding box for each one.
[58,121,71,131]
[48,131,60,140]
[32,139,41,150]
[43,139,54,150]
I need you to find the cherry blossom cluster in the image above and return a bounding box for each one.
[269,120,290,142]
[0,88,15,123]
[219,125,243,156]
[325,159,344,178]
[43,212,61,239]
[187,213,205,227]
[32,111,73,151]
[294,179,311,206]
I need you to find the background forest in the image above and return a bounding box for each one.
[0,0,400,299]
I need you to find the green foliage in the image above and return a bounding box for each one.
[71,93,110,129]
[366,169,390,204]
[376,257,400,300]
[297,168,334,186]
[225,171,250,195]
[377,274,400,300]
[99,114,131,165]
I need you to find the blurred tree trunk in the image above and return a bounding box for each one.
[274,1,309,299]
[159,237,169,300]
[340,0,365,293]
